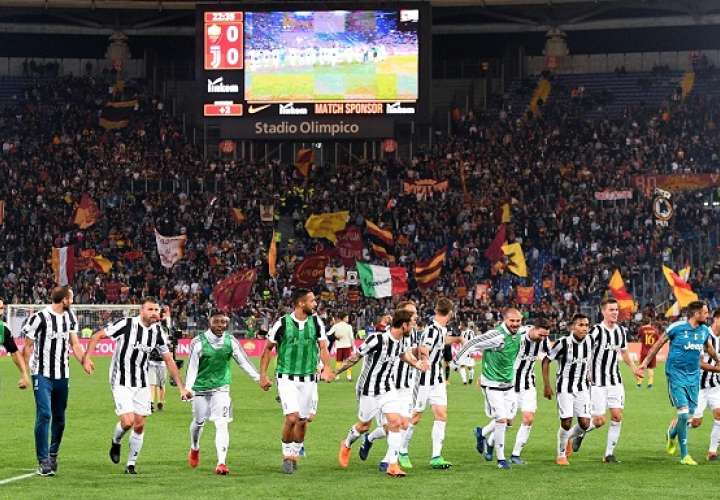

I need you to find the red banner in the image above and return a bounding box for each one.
[292,255,330,287]
[335,226,364,267]
[213,269,257,312]
[633,173,720,196]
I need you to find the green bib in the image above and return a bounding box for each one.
[482,324,521,383]
[0,321,4,347]
[192,332,233,392]
[276,314,319,376]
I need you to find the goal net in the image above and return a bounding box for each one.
[6,304,141,338]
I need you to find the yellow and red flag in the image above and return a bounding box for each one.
[608,270,636,319]
[662,265,698,309]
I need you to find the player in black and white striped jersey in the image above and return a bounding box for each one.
[572,298,639,463]
[690,309,720,460]
[401,297,461,470]
[82,297,192,475]
[542,313,593,466]
[451,322,477,385]
[335,309,427,477]
[358,301,420,461]
[507,318,551,465]
[21,286,87,476]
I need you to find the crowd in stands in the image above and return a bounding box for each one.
[2,69,720,339]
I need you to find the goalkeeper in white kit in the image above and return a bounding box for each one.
[186,310,269,474]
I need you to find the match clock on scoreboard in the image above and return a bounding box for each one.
[203,11,244,70]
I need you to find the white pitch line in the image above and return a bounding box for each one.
[0,472,35,485]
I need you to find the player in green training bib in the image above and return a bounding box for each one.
[452,308,524,469]
[260,289,334,474]
[185,310,267,475]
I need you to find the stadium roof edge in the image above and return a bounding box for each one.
[0,0,612,8]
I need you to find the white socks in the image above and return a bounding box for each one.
[127,431,144,466]
[384,431,402,464]
[431,421,446,458]
[483,421,496,446]
[113,422,129,444]
[605,421,622,457]
[710,420,720,453]
[190,420,205,450]
[557,427,570,458]
[215,422,229,465]
[493,422,507,460]
[459,368,467,384]
[368,427,387,443]
[400,424,415,454]
[512,424,532,457]
[344,425,363,448]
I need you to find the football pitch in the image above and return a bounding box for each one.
[0,358,717,500]
[245,55,417,102]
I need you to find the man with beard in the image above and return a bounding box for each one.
[259,289,334,474]
[82,297,191,474]
[22,287,86,476]
[636,301,720,465]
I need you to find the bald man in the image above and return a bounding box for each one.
[452,308,524,470]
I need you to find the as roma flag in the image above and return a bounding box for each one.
[72,193,101,229]
[213,269,257,312]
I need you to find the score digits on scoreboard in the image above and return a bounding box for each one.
[204,11,244,70]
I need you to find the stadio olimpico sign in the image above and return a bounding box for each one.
[220,117,395,139]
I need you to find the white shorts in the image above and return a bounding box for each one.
[358,391,403,423]
[693,387,720,419]
[482,387,517,420]
[510,386,537,418]
[557,391,591,420]
[192,391,233,423]
[112,385,152,417]
[277,375,317,419]
[591,384,625,415]
[376,389,413,425]
[148,362,166,387]
[413,383,448,412]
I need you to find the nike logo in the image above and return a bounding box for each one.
[248,104,271,114]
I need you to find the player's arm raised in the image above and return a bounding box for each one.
[635,333,668,377]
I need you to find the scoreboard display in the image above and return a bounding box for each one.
[196,2,431,139]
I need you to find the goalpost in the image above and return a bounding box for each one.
[6,304,141,338]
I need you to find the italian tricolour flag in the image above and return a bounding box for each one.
[356,262,408,298]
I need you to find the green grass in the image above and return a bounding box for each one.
[245,54,417,102]
[0,359,718,499]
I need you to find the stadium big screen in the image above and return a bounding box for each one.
[195,2,431,140]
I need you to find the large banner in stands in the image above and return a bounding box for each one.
[1,339,669,361]
[633,174,720,196]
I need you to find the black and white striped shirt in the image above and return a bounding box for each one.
[513,326,551,392]
[418,321,448,386]
[393,328,418,391]
[547,333,593,394]
[357,329,408,397]
[22,307,78,379]
[701,331,720,389]
[589,322,628,387]
[106,317,170,388]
